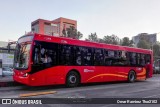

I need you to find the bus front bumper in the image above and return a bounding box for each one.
[13,75,30,85]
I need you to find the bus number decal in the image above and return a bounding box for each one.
[44,37,52,41]
[84,69,94,73]
[136,67,142,71]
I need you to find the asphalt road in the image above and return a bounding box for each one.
[0,74,160,107]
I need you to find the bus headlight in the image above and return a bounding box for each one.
[23,73,28,77]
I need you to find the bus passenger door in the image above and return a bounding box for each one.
[145,54,153,78]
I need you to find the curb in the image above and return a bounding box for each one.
[0,81,22,87]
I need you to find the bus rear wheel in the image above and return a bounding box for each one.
[66,71,80,87]
[128,71,136,83]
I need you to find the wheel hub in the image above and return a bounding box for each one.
[130,73,134,81]
[69,75,76,83]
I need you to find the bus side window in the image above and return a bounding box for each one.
[94,48,104,66]
[145,54,151,64]
[32,41,58,69]
[113,51,128,66]
[140,54,145,66]
[40,42,57,67]
[104,50,109,65]
[112,51,119,65]
[74,46,82,65]
[60,45,72,65]
[33,44,41,64]
[137,53,141,66]
[105,50,114,66]
[125,52,130,66]
[129,52,136,65]
[82,47,92,66]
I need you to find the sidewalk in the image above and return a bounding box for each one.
[0,76,21,87]
[0,76,13,82]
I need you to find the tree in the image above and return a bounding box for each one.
[102,34,121,45]
[85,33,99,42]
[121,37,135,47]
[153,42,160,58]
[121,37,130,46]
[62,26,83,39]
[137,39,150,49]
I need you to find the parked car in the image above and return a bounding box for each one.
[154,66,160,74]
[2,67,13,76]
[153,60,160,74]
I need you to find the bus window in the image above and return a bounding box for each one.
[82,47,92,66]
[108,50,114,58]
[145,54,151,64]
[74,46,93,66]
[140,54,145,66]
[33,44,41,64]
[112,51,119,65]
[60,45,73,65]
[112,51,128,66]
[119,51,128,65]
[104,50,109,65]
[33,41,57,68]
[104,50,114,66]
[129,53,136,65]
[94,48,104,65]
[137,53,141,66]
[74,46,82,65]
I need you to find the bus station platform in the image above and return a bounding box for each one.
[0,76,21,87]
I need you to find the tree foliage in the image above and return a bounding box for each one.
[137,39,150,49]
[85,33,99,42]
[85,33,121,45]
[62,26,83,39]
[102,35,121,45]
[153,42,160,57]
[121,37,134,47]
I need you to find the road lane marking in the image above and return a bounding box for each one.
[19,91,57,98]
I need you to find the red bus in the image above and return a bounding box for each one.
[13,33,153,87]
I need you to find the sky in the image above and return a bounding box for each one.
[0,0,160,42]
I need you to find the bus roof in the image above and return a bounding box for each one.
[24,33,152,54]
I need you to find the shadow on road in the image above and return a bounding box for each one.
[19,80,147,92]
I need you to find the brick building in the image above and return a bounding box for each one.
[31,17,77,36]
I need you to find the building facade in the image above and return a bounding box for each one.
[132,33,157,46]
[31,17,77,36]
[0,41,15,53]
[0,41,8,48]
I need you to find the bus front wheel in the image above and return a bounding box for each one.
[66,71,80,87]
[128,71,136,83]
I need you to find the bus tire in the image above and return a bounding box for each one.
[66,71,80,87]
[128,71,136,83]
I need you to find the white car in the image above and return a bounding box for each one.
[2,67,13,76]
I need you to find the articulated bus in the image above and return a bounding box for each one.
[13,33,153,87]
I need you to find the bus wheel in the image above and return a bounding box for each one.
[128,71,136,83]
[66,71,80,87]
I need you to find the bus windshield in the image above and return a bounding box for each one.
[14,43,31,69]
